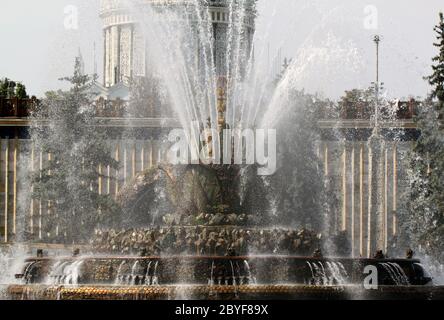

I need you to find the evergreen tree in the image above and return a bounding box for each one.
[15,83,28,99]
[266,90,336,233]
[0,78,28,98]
[428,12,444,114]
[0,78,16,98]
[31,57,120,243]
[405,13,444,263]
[127,75,165,118]
[338,88,374,118]
[0,78,9,97]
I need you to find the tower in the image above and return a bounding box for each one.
[206,0,256,77]
[100,0,256,88]
[100,0,140,87]
[77,48,85,76]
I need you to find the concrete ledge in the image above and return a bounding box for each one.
[0,118,180,128]
[7,284,444,300]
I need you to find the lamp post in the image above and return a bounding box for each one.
[367,35,386,257]
[373,35,382,131]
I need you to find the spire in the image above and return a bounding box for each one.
[77,47,85,76]
[93,42,97,78]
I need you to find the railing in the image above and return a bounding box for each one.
[340,99,418,120]
[0,97,39,117]
[0,98,163,119]
[0,98,419,121]
[94,98,127,118]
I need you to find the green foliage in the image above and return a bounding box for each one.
[0,78,28,98]
[405,101,444,262]
[265,90,336,232]
[338,88,374,109]
[14,83,28,99]
[31,57,120,243]
[337,86,386,120]
[427,12,444,114]
[0,78,9,97]
[128,75,165,117]
[405,13,444,263]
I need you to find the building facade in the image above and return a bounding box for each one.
[0,1,419,258]
[0,96,419,258]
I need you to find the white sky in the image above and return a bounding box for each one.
[0,0,443,99]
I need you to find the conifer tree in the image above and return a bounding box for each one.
[0,79,28,98]
[428,12,444,114]
[405,13,444,262]
[31,57,120,243]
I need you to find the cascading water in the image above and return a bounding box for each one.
[46,260,85,286]
[130,261,140,285]
[326,261,348,285]
[144,261,153,285]
[115,260,160,286]
[306,261,349,286]
[243,260,256,284]
[208,260,215,286]
[1,246,29,297]
[113,0,368,250]
[123,0,363,136]
[64,260,84,285]
[115,261,127,285]
[46,261,69,285]
[389,263,410,285]
[306,261,315,285]
[152,261,159,286]
[379,263,410,286]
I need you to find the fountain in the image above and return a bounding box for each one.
[3,0,443,300]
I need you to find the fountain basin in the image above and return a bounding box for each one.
[15,255,432,287]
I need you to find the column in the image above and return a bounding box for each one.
[98,164,103,196]
[123,146,127,183]
[392,145,398,235]
[110,26,119,86]
[130,24,135,79]
[107,164,111,195]
[324,144,329,176]
[117,25,121,83]
[341,147,347,231]
[115,145,120,196]
[3,139,8,243]
[351,147,355,256]
[359,145,364,257]
[132,145,136,178]
[39,150,43,240]
[384,147,388,253]
[30,143,35,235]
[367,146,372,258]
[105,28,111,86]
[141,144,145,172]
[47,153,52,238]
[149,140,154,168]
[13,138,18,235]
[104,28,108,86]
[158,143,162,164]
